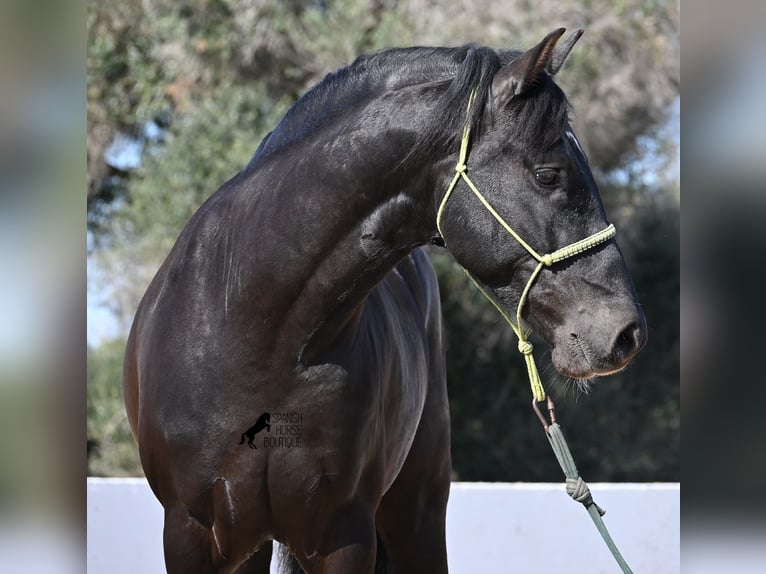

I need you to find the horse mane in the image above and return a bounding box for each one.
[253,44,570,164]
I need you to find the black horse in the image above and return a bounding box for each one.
[123,29,646,573]
[239,413,271,449]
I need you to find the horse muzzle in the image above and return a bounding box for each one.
[550,306,647,379]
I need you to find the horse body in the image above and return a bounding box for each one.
[124,29,646,574]
[126,246,448,571]
[124,72,451,570]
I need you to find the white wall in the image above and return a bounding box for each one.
[87,479,678,573]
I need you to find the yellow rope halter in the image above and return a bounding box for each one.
[436,90,616,402]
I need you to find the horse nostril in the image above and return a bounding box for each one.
[612,322,641,364]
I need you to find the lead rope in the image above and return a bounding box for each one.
[437,89,633,574]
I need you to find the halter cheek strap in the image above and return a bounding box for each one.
[436,89,616,402]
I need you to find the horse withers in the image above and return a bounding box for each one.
[123,28,646,574]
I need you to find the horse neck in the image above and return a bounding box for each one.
[231,95,444,364]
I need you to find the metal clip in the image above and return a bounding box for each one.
[532,396,557,431]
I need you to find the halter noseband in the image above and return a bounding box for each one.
[436,89,616,402]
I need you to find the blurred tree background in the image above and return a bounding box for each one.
[87,0,679,480]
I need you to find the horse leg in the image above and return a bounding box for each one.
[163,506,218,573]
[376,472,450,574]
[163,507,273,574]
[376,391,451,573]
[163,476,272,574]
[232,541,273,574]
[297,500,378,574]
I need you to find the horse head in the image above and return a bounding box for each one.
[436,29,647,380]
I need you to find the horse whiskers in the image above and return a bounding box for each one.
[549,374,591,402]
[541,352,580,401]
[534,348,594,400]
[572,377,593,397]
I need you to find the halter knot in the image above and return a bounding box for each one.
[518,340,534,355]
[565,477,606,516]
[455,163,467,174]
[541,254,554,266]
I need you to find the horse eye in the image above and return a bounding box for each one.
[535,169,558,187]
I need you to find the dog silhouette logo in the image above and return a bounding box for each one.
[239,412,271,449]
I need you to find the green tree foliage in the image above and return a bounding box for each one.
[87,338,143,476]
[87,0,679,480]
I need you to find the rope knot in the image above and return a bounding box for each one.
[455,163,467,174]
[566,477,606,516]
[541,253,554,266]
[518,340,534,355]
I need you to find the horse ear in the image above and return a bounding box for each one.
[546,29,583,76]
[492,28,565,107]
